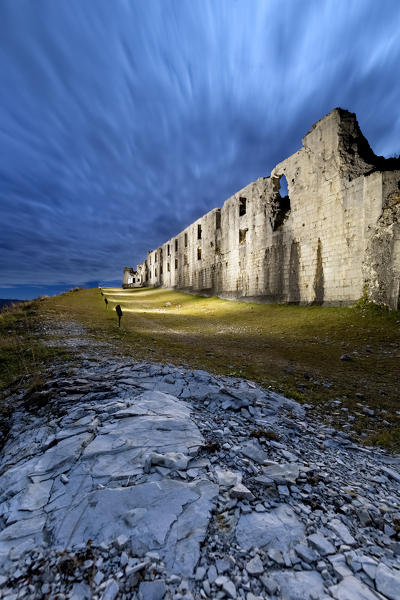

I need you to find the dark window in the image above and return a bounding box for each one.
[184,232,188,247]
[197,248,202,260]
[184,254,188,265]
[216,210,221,229]
[175,259,178,269]
[167,263,170,272]
[175,239,178,251]
[239,229,248,245]
[155,268,157,277]
[197,224,202,240]
[239,197,247,217]
[167,244,170,256]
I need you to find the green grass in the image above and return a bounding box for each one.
[4,286,400,450]
[0,300,72,437]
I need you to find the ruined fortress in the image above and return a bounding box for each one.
[123,109,400,309]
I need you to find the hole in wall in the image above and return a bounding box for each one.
[239,197,247,217]
[239,229,248,245]
[272,174,291,231]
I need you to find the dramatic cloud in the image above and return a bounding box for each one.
[1,0,400,298]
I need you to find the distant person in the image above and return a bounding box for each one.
[115,304,123,328]
[104,297,108,309]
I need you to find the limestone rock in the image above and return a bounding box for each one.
[262,463,300,484]
[329,575,381,599]
[230,483,254,500]
[246,555,264,575]
[308,532,335,556]
[236,504,304,552]
[272,570,324,600]
[328,519,355,546]
[375,563,400,600]
[138,580,166,600]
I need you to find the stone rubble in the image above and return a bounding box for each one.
[0,320,399,599]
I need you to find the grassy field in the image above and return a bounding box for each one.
[0,300,72,439]
[2,286,400,449]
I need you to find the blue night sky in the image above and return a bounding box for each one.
[1,0,400,299]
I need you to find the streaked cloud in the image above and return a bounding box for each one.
[1,0,400,297]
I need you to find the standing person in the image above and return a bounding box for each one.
[115,304,123,328]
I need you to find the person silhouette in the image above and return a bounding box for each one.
[115,304,123,328]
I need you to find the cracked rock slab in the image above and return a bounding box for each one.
[272,570,325,600]
[236,504,305,552]
[329,575,382,600]
[54,478,218,576]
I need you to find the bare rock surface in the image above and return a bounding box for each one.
[0,320,399,599]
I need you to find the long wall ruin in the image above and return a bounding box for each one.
[124,109,400,309]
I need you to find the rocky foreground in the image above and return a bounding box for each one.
[0,322,400,600]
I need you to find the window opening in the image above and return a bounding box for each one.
[239,197,247,217]
[175,239,178,252]
[272,175,291,231]
[239,229,248,245]
[197,224,202,240]
[167,263,170,272]
[167,244,170,256]
[216,210,221,229]
[197,248,202,260]
[184,232,188,247]
[175,259,178,269]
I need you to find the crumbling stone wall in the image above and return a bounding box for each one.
[363,174,400,309]
[122,267,142,288]
[128,109,400,308]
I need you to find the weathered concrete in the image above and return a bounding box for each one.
[126,109,400,308]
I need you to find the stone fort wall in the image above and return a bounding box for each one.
[128,109,400,309]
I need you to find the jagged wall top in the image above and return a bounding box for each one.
[130,108,400,309]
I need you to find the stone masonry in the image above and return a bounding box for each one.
[127,109,400,309]
[122,267,141,289]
